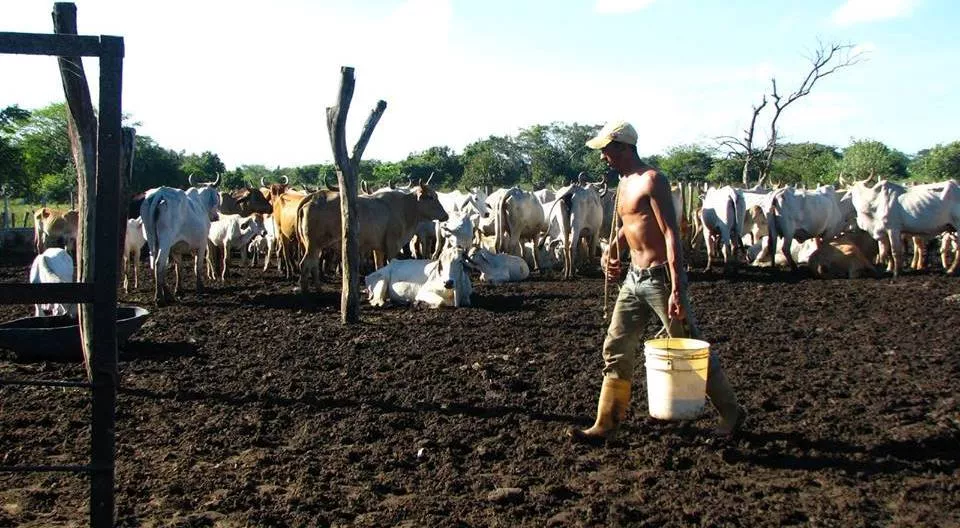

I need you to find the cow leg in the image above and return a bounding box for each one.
[195,246,207,294]
[220,243,229,282]
[122,253,130,294]
[720,235,733,272]
[781,237,798,271]
[888,230,903,278]
[133,248,140,290]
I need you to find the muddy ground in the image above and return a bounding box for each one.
[1,250,959,527]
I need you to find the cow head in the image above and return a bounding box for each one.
[420,245,472,307]
[233,188,274,216]
[414,184,449,222]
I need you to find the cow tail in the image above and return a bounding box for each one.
[495,191,509,253]
[731,192,744,252]
[145,196,165,270]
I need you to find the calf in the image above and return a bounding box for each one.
[466,247,530,284]
[365,246,472,308]
[206,213,266,281]
[807,239,878,279]
[123,218,147,293]
[29,248,76,318]
[33,207,79,254]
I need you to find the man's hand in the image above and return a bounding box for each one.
[668,289,685,320]
[602,249,623,281]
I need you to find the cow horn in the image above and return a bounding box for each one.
[212,172,221,186]
[577,172,587,185]
[598,181,608,197]
[260,176,267,188]
[188,173,196,186]
[281,175,289,185]
[838,172,847,188]
[426,171,434,186]
[325,172,340,192]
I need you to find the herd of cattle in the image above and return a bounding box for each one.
[24,171,960,314]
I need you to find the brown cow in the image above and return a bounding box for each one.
[296,185,449,293]
[33,207,79,254]
[807,238,878,279]
[219,187,274,217]
[267,183,310,278]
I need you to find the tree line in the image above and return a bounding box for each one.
[1,102,958,203]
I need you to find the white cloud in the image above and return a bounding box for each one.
[829,0,919,27]
[594,0,657,15]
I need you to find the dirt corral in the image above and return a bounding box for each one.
[1,251,959,527]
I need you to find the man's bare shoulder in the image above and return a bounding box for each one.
[624,168,662,194]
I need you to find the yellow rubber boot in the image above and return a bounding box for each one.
[568,377,631,444]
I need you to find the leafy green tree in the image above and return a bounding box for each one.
[0,105,31,195]
[840,139,908,180]
[180,151,226,185]
[909,141,960,182]
[769,142,840,187]
[460,135,525,189]
[517,124,567,188]
[401,146,463,189]
[131,136,183,193]
[9,103,74,199]
[657,145,713,182]
[706,157,747,185]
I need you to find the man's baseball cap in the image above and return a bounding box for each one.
[585,121,638,149]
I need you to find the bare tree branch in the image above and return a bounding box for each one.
[758,42,864,181]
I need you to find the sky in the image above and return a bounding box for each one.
[1,0,957,170]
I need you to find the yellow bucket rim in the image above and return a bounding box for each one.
[644,337,711,351]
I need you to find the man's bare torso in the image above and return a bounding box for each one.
[616,169,669,269]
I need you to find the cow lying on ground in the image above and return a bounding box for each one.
[29,248,76,318]
[806,238,878,279]
[466,247,530,284]
[364,246,472,308]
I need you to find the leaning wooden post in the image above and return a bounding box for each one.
[325,66,386,324]
[54,1,99,373]
[54,3,124,526]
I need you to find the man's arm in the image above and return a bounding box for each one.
[646,171,685,311]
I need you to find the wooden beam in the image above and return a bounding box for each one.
[89,33,123,528]
[0,32,105,57]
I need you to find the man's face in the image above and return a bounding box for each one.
[599,142,624,172]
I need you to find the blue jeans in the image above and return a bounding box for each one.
[602,264,740,419]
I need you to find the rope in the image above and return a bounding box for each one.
[603,180,621,321]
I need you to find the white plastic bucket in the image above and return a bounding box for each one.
[643,337,711,420]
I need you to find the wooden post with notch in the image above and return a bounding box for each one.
[325,66,386,324]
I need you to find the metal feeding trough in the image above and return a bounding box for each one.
[0,306,150,361]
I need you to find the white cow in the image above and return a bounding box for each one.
[365,245,473,308]
[466,247,530,284]
[550,183,604,278]
[699,185,746,271]
[495,187,548,266]
[141,180,222,305]
[761,185,846,270]
[123,218,147,293]
[29,248,76,318]
[206,213,266,281]
[246,233,273,267]
[849,179,960,277]
[432,213,474,258]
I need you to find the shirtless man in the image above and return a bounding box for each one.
[568,121,746,444]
